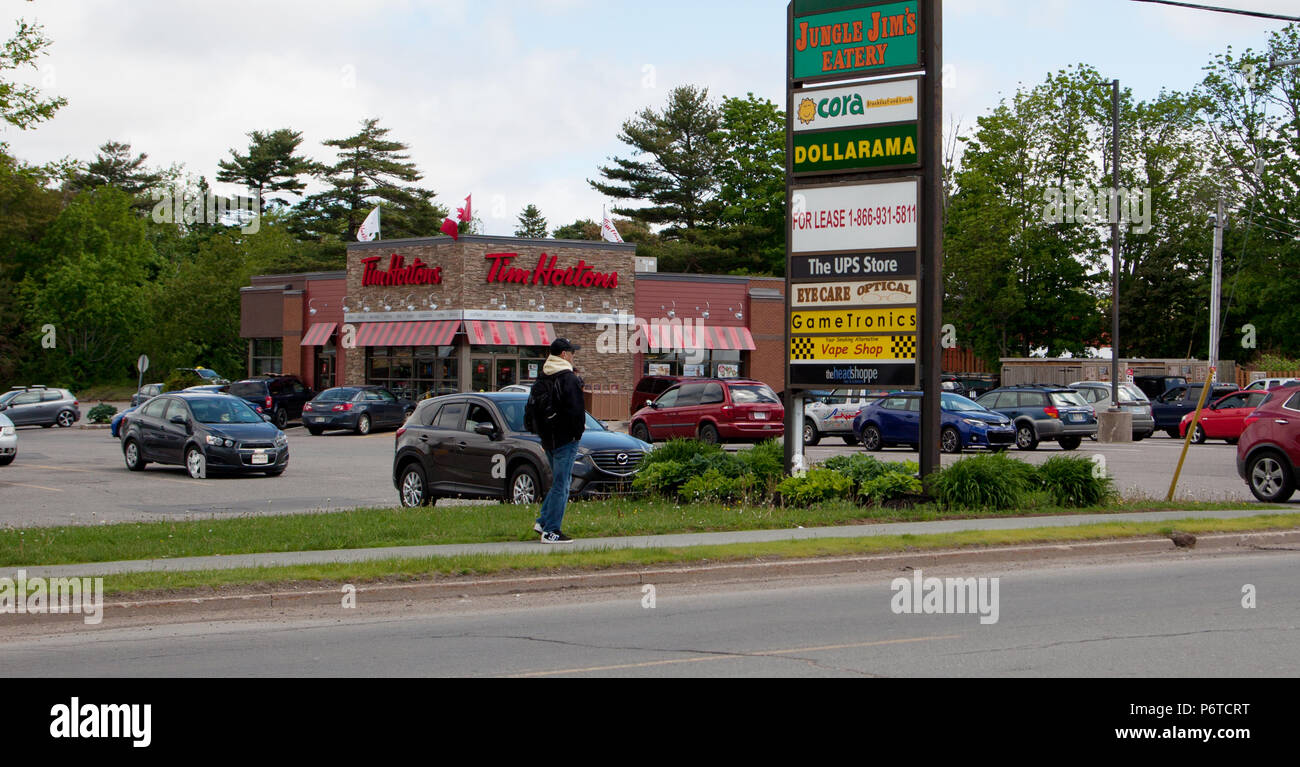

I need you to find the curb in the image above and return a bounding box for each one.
[12,529,1297,627]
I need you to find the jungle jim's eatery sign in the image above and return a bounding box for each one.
[791,1,920,81]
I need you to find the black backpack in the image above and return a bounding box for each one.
[524,376,562,434]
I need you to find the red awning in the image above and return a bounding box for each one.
[300,322,337,347]
[637,323,756,351]
[353,321,460,348]
[464,320,556,347]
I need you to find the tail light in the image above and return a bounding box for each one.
[304,403,314,412]
[1044,406,1060,419]
[332,403,353,412]
[396,427,406,441]
[265,396,273,409]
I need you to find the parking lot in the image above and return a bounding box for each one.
[0,421,1272,529]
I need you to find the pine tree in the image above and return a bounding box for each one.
[216,128,317,210]
[514,204,548,238]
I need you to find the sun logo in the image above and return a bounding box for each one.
[797,98,817,125]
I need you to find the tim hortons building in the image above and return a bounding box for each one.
[239,235,787,418]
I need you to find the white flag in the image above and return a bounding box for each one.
[357,205,381,242]
[601,206,624,243]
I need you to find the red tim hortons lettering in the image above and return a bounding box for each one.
[361,254,442,287]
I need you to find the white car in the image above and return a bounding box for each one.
[803,388,880,446]
[1243,378,1300,392]
[0,412,16,466]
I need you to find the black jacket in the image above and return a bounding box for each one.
[535,367,585,451]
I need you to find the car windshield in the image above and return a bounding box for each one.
[189,397,264,424]
[729,384,779,404]
[941,393,985,412]
[1050,391,1090,408]
[1119,383,1148,403]
[496,398,604,433]
[0,391,17,405]
[317,388,357,402]
[195,369,218,380]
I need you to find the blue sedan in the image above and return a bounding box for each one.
[852,392,1016,453]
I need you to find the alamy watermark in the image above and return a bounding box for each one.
[0,570,104,625]
[1041,185,1152,235]
[151,187,260,234]
[891,568,999,625]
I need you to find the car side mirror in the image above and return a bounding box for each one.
[649,401,659,409]
[169,414,187,425]
[261,414,272,422]
[474,422,497,438]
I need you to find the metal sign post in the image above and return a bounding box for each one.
[137,354,150,397]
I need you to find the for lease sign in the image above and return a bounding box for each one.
[790,179,919,253]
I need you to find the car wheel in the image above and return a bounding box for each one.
[185,446,206,479]
[1134,432,1148,442]
[1058,436,1082,451]
[862,424,882,452]
[802,419,821,446]
[274,408,288,430]
[307,426,323,436]
[940,427,962,454]
[1247,452,1295,503]
[509,464,541,504]
[698,422,720,445]
[0,454,13,466]
[1016,424,1039,450]
[123,439,147,471]
[630,421,651,443]
[399,463,432,507]
[56,410,75,428]
[355,414,371,435]
[842,434,860,446]
[1192,425,1206,444]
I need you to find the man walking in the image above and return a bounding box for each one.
[530,338,586,543]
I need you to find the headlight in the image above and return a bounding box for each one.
[1,426,13,437]
[205,435,234,447]
[962,418,986,427]
[275,433,288,446]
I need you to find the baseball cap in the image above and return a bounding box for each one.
[550,338,581,355]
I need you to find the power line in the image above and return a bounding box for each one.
[1132,0,1300,22]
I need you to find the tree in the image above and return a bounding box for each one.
[71,141,163,197]
[216,128,317,210]
[514,204,548,238]
[293,118,444,241]
[590,85,725,233]
[0,18,66,132]
[552,218,599,241]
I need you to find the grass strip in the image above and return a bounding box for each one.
[1,498,1281,568]
[96,513,1300,596]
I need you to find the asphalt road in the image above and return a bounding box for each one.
[3,551,1295,677]
[0,423,1271,528]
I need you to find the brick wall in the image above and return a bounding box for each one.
[748,278,786,391]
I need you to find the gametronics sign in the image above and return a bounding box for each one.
[791,1,921,82]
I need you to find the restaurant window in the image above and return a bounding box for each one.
[251,339,282,376]
[367,346,458,401]
[644,349,744,378]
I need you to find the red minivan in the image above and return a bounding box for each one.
[1236,387,1300,502]
[629,379,784,444]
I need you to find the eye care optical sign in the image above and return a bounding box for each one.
[790,178,919,254]
[791,1,921,82]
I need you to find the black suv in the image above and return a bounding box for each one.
[975,385,1097,450]
[227,375,314,429]
[392,392,652,507]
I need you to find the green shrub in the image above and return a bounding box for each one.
[87,403,117,424]
[1037,456,1114,507]
[777,469,855,507]
[640,438,722,469]
[163,369,204,393]
[925,453,1033,510]
[677,469,758,504]
[633,451,746,497]
[735,439,785,486]
[858,472,924,504]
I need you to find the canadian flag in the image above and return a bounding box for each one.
[601,206,624,243]
[441,195,472,240]
[356,205,380,242]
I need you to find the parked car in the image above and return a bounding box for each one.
[629,378,783,444]
[1068,381,1155,441]
[116,385,232,438]
[132,383,164,408]
[1132,374,1189,401]
[0,386,80,428]
[0,412,16,466]
[392,392,651,507]
[177,366,229,385]
[1236,387,1300,502]
[1242,377,1300,392]
[630,375,686,416]
[499,384,532,394]
[227,374,314,429]
[120,392,288,478]
[802,388,880,446]
[1151,382,1240,438]
[303,386,415,435]
[853,391,1015,453]
[974,385,1097,450]
[1179,389,1269,444]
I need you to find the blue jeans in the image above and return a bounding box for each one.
[537,439,580,534]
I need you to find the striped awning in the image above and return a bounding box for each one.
[353,320,461,348]
[638,323,756,351]
[464,320,556,347]
[300,322,337,347]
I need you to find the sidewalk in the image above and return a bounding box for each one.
[6,508,1294,579]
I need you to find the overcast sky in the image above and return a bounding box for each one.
[2,0,1296,236]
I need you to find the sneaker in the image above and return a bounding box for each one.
[533,522,544,534]
[540,531,574,544]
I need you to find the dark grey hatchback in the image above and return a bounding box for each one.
[392,392,652,507]
[120,392,289,478]
[302,386,415,435]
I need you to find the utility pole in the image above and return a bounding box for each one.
[1110,79,1121,408]
[1209,197,1224,383]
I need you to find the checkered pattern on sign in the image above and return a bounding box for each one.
[790,337,816,360]
[891,335,917,359]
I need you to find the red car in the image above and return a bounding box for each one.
[629,375,686,416]
[1236,387,1300,502]
[1180,390,1268,444]
[629,378,783,444]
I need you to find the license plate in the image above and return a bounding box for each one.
[753,412,768,420]
[312,417,325,423]
[1069,413,1085,423]
[252,453,269,465]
